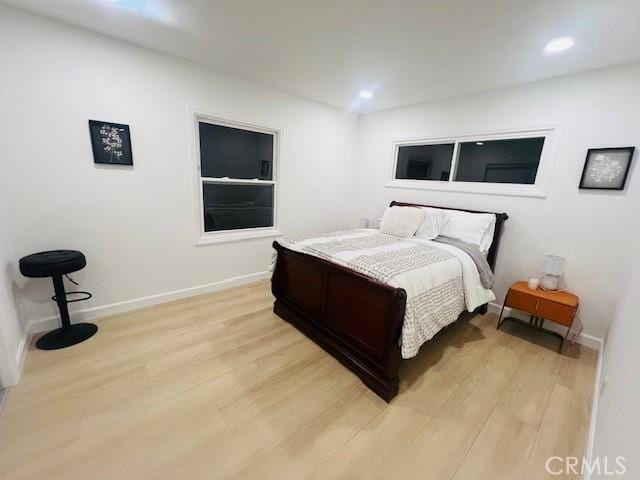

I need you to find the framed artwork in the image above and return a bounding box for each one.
[579,147,635,190]
[88,120,133,165]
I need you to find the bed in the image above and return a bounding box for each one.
[270,201,508,402]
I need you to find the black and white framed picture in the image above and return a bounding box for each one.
[88,120,133,166]
[579,147,635,190]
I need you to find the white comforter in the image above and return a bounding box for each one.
[275,229,495,358]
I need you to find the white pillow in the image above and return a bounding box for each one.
[439,210,496,253]
[415,207,445,240]
[479,214,497,253]
[379,206,425,238]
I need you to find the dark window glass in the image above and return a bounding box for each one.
[202,183,274,232]
[454,137,545,184]
[395,144,455,181]
[199,122,274,180]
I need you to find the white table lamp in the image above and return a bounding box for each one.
[541,255,565,291]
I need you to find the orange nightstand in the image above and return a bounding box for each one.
[497,281,579,353]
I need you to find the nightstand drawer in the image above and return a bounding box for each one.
[506,289,539,315]
[537,300,575,326]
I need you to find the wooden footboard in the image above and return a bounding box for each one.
[271,241,406,401]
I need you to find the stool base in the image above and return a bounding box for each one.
[36,323,98,350]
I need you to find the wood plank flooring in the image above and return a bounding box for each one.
[0,280,597,480]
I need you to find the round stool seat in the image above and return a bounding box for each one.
[19,250,86,278]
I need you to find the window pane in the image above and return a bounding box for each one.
[202,183,274,232]
[199,122,274,180]
[454,137,545,184]
[395,144,455,181]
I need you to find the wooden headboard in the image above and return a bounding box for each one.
[389,201,509,273]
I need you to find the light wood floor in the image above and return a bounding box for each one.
[0,280,597,480]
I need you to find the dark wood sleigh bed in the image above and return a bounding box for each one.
[271,201,508,402]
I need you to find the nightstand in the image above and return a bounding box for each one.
[497,281,579,353]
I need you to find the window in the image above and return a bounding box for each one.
[202,183,274,231]
[455,137,544,184]
[195,115,279,244]
[387,128,556,197]
[395,143,455,181]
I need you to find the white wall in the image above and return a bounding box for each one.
[2,3,638,363]
[355,63,640,339]
[0,5,357,345]
[0,200,23,386]
[590,248,640,478]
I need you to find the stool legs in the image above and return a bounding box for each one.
[35,275,98,350]
[52,274,71,329]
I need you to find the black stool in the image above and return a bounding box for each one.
[19,250,98,350]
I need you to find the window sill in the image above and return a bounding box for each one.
[385,180,547,198]
[197,228,282,246]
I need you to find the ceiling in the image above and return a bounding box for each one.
[5,0,640,112]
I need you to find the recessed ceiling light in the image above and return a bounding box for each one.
[98,0,173,23]
[544,37,574,54]
[476,142,484,145]
[359,90,373,99]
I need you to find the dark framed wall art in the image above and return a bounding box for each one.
[88,120,133,165]
[579,147,634,190]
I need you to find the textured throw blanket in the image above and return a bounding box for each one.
[434,236,494,289]
[275,230,467,358]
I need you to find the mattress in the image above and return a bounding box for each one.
[275,229,495,358]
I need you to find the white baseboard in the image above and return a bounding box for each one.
[487,303,603,350]
[26,270,271,336]
[583,338,604,480]
[14,335,28,380]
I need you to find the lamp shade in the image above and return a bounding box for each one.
[543,255,565,276]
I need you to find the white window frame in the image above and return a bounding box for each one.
[191,111,281,245]
[385,126,561,198]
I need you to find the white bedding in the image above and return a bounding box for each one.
[275,229,495,358]
[410,236,496,311]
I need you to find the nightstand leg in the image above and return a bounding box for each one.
[497,303,506,330]
[559,325,571,353]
